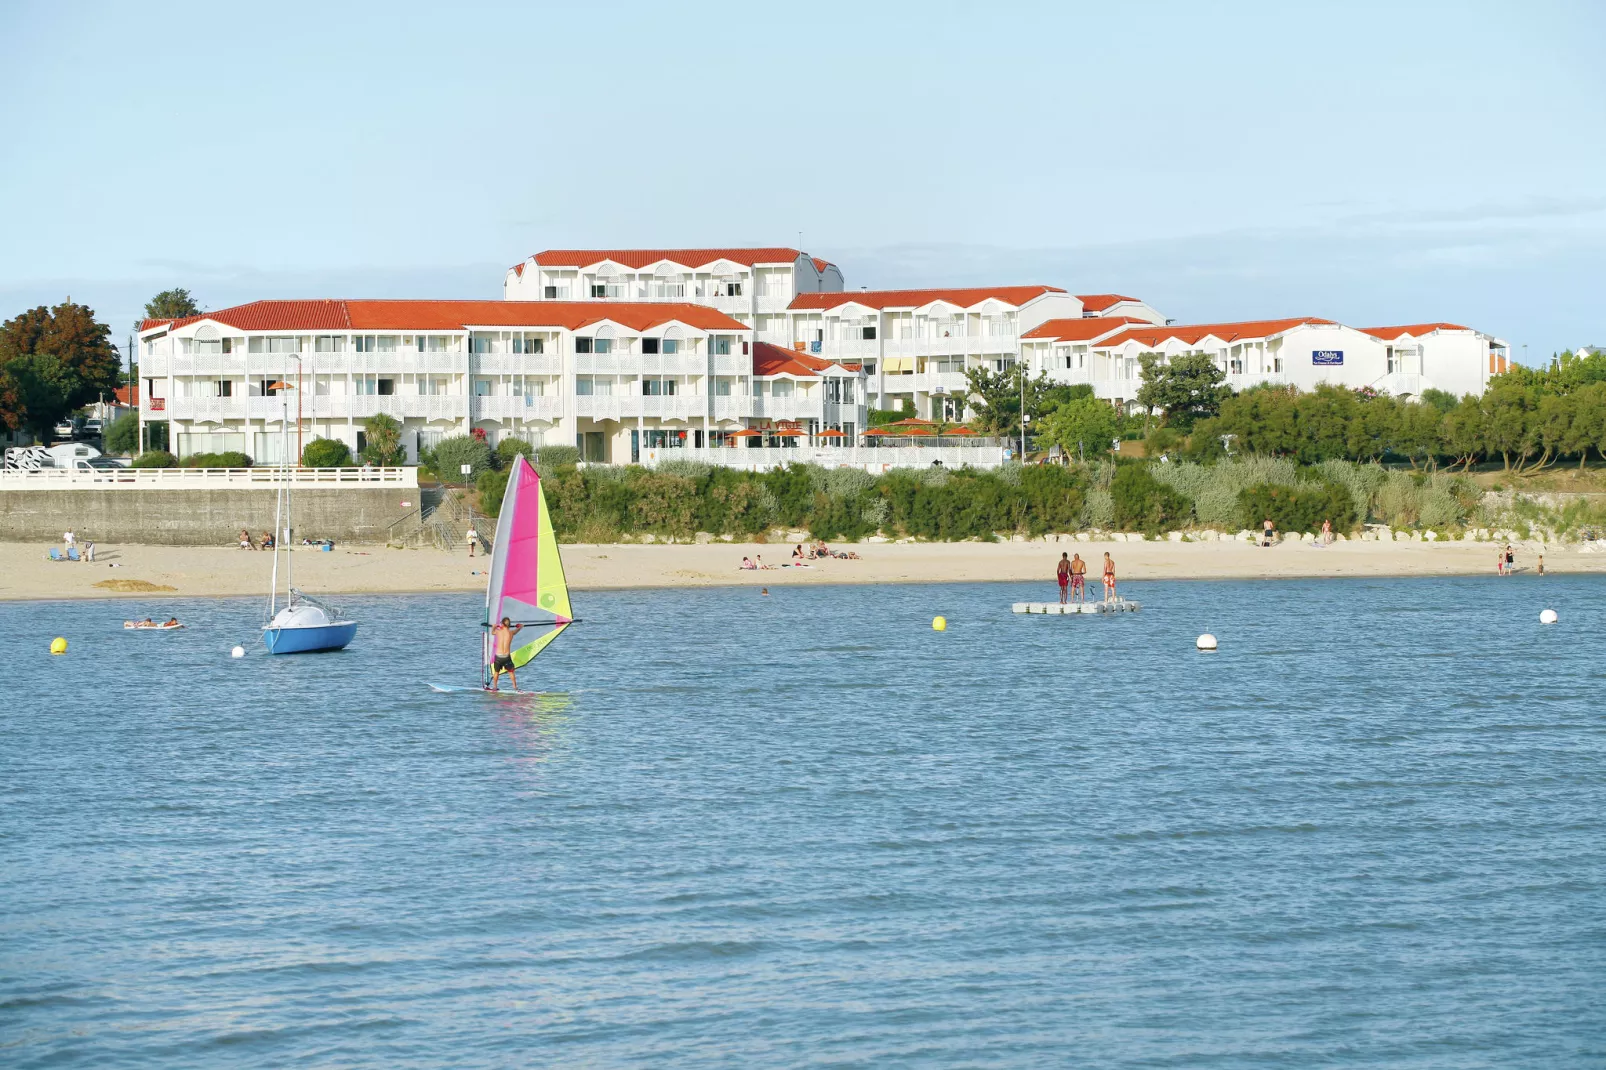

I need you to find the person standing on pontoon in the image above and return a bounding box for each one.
[1070,553,1088,603]
[1056,552,1071,604]
[1102,552,1117,602]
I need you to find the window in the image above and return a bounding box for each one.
[354,335,376,353]
[423,336,455,353]
[642,337,660,355]
[826,379,841,403]
[594,337,612,355]
[863,360,876,376]
[590,284,607,299]
[771,379,794,398]
[544,286,559,299]
[512,335,544,354]
[842,379,856,404]
[715,378,733,396]
[575,337,593,354]
[214,380,233,398]
[712,336,731,356]
[662,338,678,354]
[722,280,743,297]
[356,376,377,395]
[377,378,394,395]
[642,378,677,396]
[314,336,345,353]
[470,336,494,354]
[862,326,876,341]
[575,376,594,395]
[473,378,493,396]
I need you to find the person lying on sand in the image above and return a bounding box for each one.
[740,556,757,570]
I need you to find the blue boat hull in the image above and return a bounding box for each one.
[263,621,357,654]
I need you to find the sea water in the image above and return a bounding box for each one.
[2,576,1603,1067]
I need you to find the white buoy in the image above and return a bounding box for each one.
[1196,633,1218,651]
[231,645,246,658]
[1539,609,1558,625]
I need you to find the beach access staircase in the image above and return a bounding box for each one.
[386,487,488,553]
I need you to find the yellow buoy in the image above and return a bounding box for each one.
[932,616,947,631]
[50,637,68,655]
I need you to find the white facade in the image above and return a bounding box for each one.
[1025,316,1511,407]
[503,248,844,334]
[773,286,1085,420]
[136,300,870,467]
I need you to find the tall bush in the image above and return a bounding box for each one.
[361,413,404,465]
[301,437,351,467]
[131,449,176,468]
[104,411,138,455]
[1111,464,1192,534]
[432,435,492,482]
[1237,480,1357,534]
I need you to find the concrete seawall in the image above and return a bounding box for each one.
[0,488,419,545]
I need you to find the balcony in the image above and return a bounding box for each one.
[880,334,1019,359]
[472,353,560,375]
[712,397,754,421]
[472,396,562,421]
[750,395,822,421]
[573,395,705,422]
[1379,372,1424,397]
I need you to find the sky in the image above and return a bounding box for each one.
[1,0,1603,364]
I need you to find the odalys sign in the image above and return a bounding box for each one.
[1312,350,1344,366]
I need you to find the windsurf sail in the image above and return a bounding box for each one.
[482,455,572,684]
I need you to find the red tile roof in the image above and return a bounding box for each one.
[1075,294,1142,313]
[1360,323,1471,341]
[140,300,749,335]
[753,341,837,377]
[529,248,805,270]
[787,285,1065,311]
[1022,316,1147,342]
[1094,317,1336,349]
[512,262,525,278]
[810,257,835,274]
[115,383,138,406]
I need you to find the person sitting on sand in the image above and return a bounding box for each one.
[793,544,806,561]
[740,556,757,570]
[261,531,275,550]
[240,529,253,550]
[757,555,777,570]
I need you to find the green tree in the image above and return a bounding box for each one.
[361,413,404,464]
[1110,463,1192,535]
[142,288,202,324]
[962,365,1059,439]
[1135,352,1231,429]
[0,301,122,432]
[431,434,491,482]
[1442,395,1486,469]
[302,437,352,467]
[104,410,139,455]
[1036,394,1120,460]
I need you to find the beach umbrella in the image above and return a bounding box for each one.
[886,416,937,427]
[899,426,936,436]
[939,426,977,436]
[816,429,845,438]
[729,428,763,438]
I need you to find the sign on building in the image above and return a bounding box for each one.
[1312,350,1344,366]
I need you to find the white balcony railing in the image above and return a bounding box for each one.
[472,354,561,375]
[636,445,1008,472]
[573,395,705,421]
[712,397,753,421]
[472,396,562,421]
[751,396,822,420]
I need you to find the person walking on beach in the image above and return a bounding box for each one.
[1102,552,1117,602]
[1538,554,1545,575]
[466,522,479,558]
[488,616,523,691]
[1321,518,1333,546]
[1056,552,1071,604]
[1496,545,1506,575]
[1070,553,1087,603]
[1261,518,1275,547]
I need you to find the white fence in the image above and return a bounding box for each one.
[636,445,1008,472]
[0,466,418,490]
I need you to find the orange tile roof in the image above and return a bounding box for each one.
[1094,317,1336,349]
[115,383,138,405]
[140,300,749,335]
[512,262,525,278]
[1075,293,1142,313]
[753,341,836,377]
[529,248,804,270]
[810,257,835,274]
[1360,323,1471,341]
[1022,316,1147,342]
[787,285,1065,311]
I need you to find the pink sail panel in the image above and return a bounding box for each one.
[496,459,545,618]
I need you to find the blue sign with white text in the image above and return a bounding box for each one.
[1312,350,1343,365]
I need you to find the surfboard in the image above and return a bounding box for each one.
[429,683,544,696]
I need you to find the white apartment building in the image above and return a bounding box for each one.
[137,299,868,466]
[1023,316,1511,408]
[773,286,1093,420]
[502,248,844,336]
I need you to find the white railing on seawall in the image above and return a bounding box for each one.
[0,466,419,490]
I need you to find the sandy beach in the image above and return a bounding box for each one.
[1,536,1595,602]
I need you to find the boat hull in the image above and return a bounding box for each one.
[263,621,357,654]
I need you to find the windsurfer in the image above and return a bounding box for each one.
[489,616,523,690]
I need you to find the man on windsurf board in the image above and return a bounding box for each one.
[489,617,523,690]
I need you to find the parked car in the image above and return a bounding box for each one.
[82,418,103,439]
[53,420,77,440]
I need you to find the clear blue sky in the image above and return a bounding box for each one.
[1,0,1602,363]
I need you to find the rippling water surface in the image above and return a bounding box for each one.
[3,575,1604,1067]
